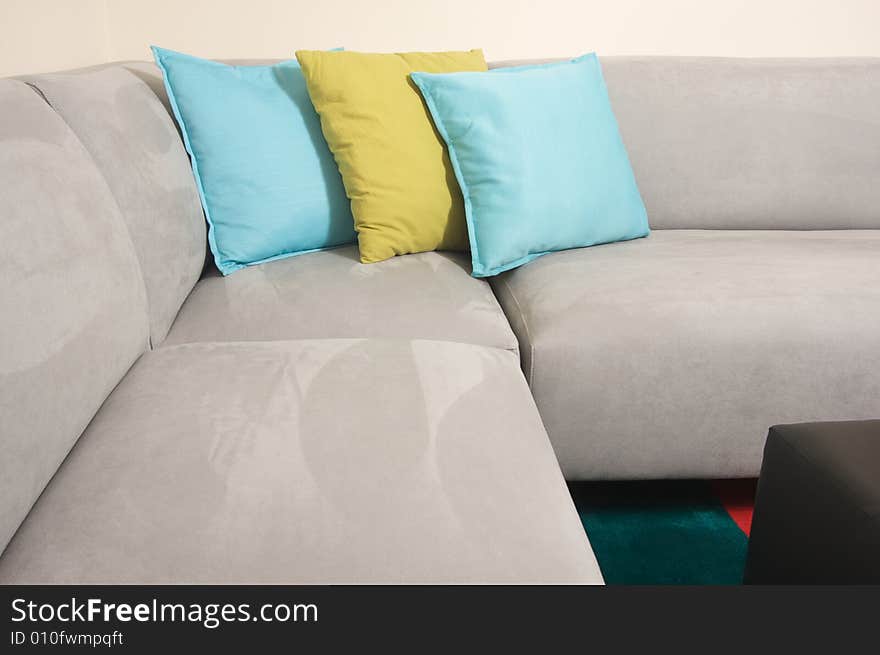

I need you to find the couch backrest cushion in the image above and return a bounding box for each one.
[494,57,880,230]
[24,66,207,345]
[0,80,149,552]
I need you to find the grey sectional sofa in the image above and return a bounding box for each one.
[1,57,878,584]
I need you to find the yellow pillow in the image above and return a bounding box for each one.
[296,49,487,263]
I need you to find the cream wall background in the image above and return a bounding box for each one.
[3,0,880,76]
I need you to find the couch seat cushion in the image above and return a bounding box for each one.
[0,339,600,583]
[164,246,518,352]
[492,229,880,479]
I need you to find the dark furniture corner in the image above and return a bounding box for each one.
[744,420,880,584]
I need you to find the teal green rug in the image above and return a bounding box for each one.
[569,480,755,585]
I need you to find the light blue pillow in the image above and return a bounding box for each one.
[411,53,649,277]
[152,47,355,275]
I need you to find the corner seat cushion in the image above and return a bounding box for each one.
[164,246,519,353]
[0,339,601,583]
[491,229,880,479]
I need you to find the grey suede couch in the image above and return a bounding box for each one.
[1,57,878,584]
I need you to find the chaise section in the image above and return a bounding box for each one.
[492,229,880,479]
[164,247,519,352]
[0,79,149,552]
[0,339,601,584]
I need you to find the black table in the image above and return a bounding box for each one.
[744,420,880,584]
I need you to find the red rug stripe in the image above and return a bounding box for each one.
[711,479,757,536]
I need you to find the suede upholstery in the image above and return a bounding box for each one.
[0,80,149,553]
[24,67,206,345]
[2,56,879,582]
[492,230,880,479]
[165,246,518,352]
[604,58,880,230]
[0,340,601,584]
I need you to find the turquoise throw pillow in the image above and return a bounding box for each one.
[152,47,355,275]
[411,54,649,277]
